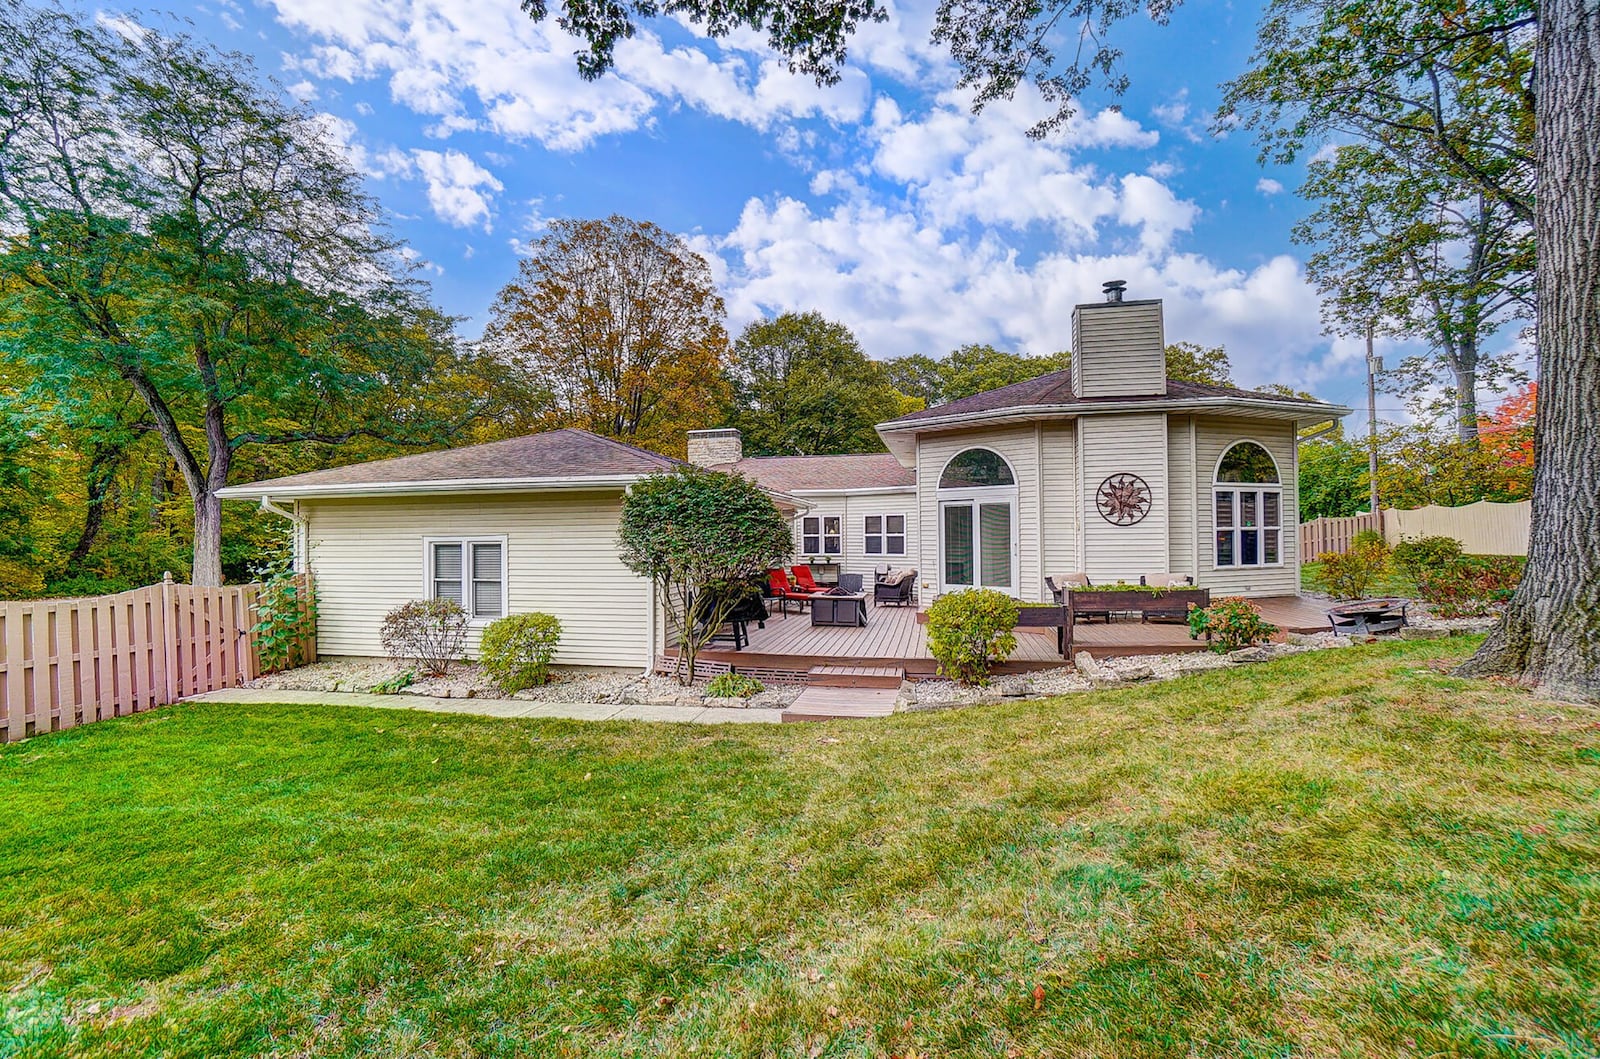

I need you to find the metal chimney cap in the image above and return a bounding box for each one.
[1102,279,1128,302]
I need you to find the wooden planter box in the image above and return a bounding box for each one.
[1015,606,1068,628]
[1062,587,1211,655]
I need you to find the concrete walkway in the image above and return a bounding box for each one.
[185,688,783,724]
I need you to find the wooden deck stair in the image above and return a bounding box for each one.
[782,665,905,721]
[806,665,904,689]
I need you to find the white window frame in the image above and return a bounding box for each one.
[801,515,842,556]
[863,513,907,557]
[1212,440,1284,569]
[422,536,510,621]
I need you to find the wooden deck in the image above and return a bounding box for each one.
[673,595,1333,680]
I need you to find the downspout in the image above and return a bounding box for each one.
[258,496,309,572]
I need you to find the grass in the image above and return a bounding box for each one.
[3,638,1599,1058]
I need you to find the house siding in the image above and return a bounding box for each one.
[1167,414,1199,582]
[1039,421,1079,582]
[914,425,1044,603]
[790,491,919,579]
[302,491,651,667]
[1079,413,1170,584]
[1191,417,1300,596]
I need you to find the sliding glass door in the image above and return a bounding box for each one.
[940,499,1015,592]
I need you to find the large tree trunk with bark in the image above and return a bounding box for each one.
[191,488,225,588]
[1458,1,1600,702]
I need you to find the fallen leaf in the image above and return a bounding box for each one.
[1032,984,1045,1012]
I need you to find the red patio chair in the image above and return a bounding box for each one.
[791,565,823,594]
[767,568,814,617]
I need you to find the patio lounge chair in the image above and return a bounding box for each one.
[767,568,817,617]
[791,565,824,594]
[874,568,916,606]
[1138,573,1195,623]
[1047,573,1108,623]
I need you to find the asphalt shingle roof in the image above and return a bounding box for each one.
[882,371,1335,426]
[226,428,679,493]
[715,453,915,492]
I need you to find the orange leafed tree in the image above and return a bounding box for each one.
[483,215,729,456]
[1478,383,1536,497]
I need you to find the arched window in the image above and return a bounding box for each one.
[939,448,1016,489]
[1216,441,1280,483]
[1213,441,1283,568]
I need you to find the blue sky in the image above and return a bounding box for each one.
[115,0,1427,421]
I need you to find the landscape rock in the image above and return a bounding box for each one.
[1115,664,1155,682]
[1227,647,1273,664]
[703,696,748,710]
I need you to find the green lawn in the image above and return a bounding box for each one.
[3,639,1598,1058]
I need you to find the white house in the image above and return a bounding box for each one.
[220,285,1349,671]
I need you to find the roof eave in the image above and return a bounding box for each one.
[876,397,1353,436]
[217,474,649,501]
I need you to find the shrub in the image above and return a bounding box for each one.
[1351,528,1389,553]
[1187,597,1278,653]
[705,672,765,698]
[1415,556,1523,618]
[1392,535,1464,579]
[250,547,317,674]
[926,588,1019,685]
[380,599,468,677]
[478,612,563,692]
[1315,536,1391,599]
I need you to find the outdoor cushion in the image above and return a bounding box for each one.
[881,568,915,586]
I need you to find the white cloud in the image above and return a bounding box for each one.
[409,149,503,230]
[1256,177,1284,195]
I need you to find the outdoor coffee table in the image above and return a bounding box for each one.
[811,592,868,627]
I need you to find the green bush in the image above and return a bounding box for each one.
[1187,597,1278,653]
[926,588,1019,685]
[1350,528,1388,553]
[249,546,317,674]
[1393,535,1464,579]
[1315,535,1392,600]
[479,612,563,692]
[1415,556,1523,618]
[705,672,765,698]
[380,599,468,677]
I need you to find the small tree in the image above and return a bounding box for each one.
[617,467,794,684]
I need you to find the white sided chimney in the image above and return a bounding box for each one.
[1070,281,1167,398]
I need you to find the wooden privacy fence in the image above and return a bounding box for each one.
[0,574,312,743]
[1299,512,1383,558]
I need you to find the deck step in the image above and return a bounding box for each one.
[781,685,900,722]
[806,664,905,689]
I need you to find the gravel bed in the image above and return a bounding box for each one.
[246,659,801,709]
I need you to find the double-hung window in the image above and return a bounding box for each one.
[864,514,907,556]
[1213,441,1282,568]
[428,538,506,619]
[801,515,841,556]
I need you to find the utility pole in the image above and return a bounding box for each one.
[1366,323,1381,515]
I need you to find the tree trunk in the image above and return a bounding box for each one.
[1454,360,1479,446]
[65,441,123,569]
[191,486,225,587]
[1458,2,1600,702]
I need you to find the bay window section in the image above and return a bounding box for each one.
[1213,441,1283,569]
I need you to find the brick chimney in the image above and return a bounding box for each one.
[686,428,742,467]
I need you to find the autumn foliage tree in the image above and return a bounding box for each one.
[483,216,729,457]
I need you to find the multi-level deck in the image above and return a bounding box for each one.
[661,596,1331,685]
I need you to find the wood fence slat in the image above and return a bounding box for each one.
[0,579,285,742]
[4,606,26,742]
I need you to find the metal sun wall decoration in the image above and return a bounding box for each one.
[1096,473,1152,526]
